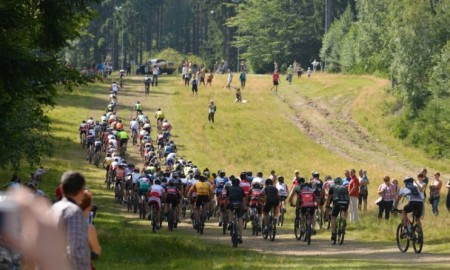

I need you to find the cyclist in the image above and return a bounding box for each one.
[395,176,424,231]
[188,174,213,229]
[102,153,113,181]
[79,120,88,142]
[323,175,335,223]
[94,137,102,155]
[226,177,246,244]
[130,118,139,141]
[119,70,125,87]
[137,174,150,207]
[155,108,165,128]
[135,101,143,115]
[115,120,123,131]
[251,172,265,188]
[288,180,316,235]
[87,117,95,129]
[148,179,166,229]
[117,130,129,154]
[162,119,172,132]
[144,75,151,91]
[310,171,325,226]
[85,129,95,160]
[165,179,182,227]
[248,182,264,231]
[111,81,118,95]
[276,176,289,219]
[326,177,350,242]
[214,171,228,211]
[261,178,280,233]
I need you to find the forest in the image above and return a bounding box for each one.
[0,0,449,170]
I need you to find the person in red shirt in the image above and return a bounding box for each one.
[270,70,280,92]
[55,184,63,202]
[348,169,360,223]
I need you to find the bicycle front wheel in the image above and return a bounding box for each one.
[232,223,238,248]
[396,223,409,252]
[294,218,302,240]
[337,217,345,245]
[412,225,423,253]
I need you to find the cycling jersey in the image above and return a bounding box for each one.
[118,131,128,140]
[138,177,150,192]
[276,183,288,197]
[135,104,142,111]
[249,188,263,207]
[214,177,228,194]
[79,124,88,132]
[310,178,323,197]
[130,120,139,131]
[194,181,211,196]
[239,180,251,196]
[149,184,165,198]
[155,111,165,120]
[116,168,125,180]
[104,157,113,166]
[329,185,350,203]
[296,186,316,208]
[227,186,244,203]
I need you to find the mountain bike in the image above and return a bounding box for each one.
[139,194,147,219]
[167,202,176,231]
[222,208,229,235]
[88,145,94,164]
[315,206,323,230]
[196,202,207,235]
[394,209,423,253]
[114,180,124,204]
[150,204,158,233]
[263,207,277,241]
[181,197,189,219]
[332,205,347,245]
[132,129,138,146]
[80,132,86,147]
[94,151,101,168]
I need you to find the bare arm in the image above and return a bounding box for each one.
[88,224,102,255]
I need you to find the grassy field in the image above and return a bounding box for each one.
[1,72,449,269]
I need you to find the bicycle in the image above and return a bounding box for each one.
[80,132,86,147]
[394,209,423,253]
[221,208,229,235]
[138,194,147,219]
[126,191,132,212]
[314,206,323,230]
[331,205,347,245]
[144,84,150,96]
[114,180,124,204]
[132,129,138,146]
[133,191,139,214]
[263,208,277,241]
[181,197,189,219]
[94,151,101,168]
[196,203,207,235]
[88,145,94,164]
[167,202,178,231]
[230,205,242,248]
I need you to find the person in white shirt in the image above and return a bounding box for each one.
[251,172,265,188]
[152,65,159,87]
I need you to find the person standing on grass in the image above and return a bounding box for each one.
[429,172,443,216]
[224,69,233,90]
[208,100,216,123]
[446,179,450,212]
[239,70,246,89]
[51,171,90,270]
[191,76,198,96]
[286,64,294,85]
[206,70,213,86]
[270,70,280,92]
[419,168,429,218]
[348,169,360,223]
[377,176,396,221]
[358,169,369,212]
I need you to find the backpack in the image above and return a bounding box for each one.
[300,191,315,207]
[407,185,420,195]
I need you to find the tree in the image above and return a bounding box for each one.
[0,0,97,171]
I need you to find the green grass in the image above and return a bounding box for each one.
[1,74,450,269]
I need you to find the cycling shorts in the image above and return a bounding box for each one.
[227,201,244,218]
[301,206,316,216]
[331,201,349,217]
[279,196,287,202]
[263,199,280,214]
[166,193,181,207]
[403,201,423,218]
[196,195,210,208]
[148,197,161,211]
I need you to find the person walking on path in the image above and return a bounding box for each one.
[208,100,216,123]
[348,169,360,223]
[239,71,246,88]
[270,70,280,92]
[286,65,294,85]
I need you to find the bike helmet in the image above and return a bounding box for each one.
[278,176,284,182]
[334,177,343,185]
[154,179,161,185]
[253,183,261,189]
[265,178,273,186]
[256,172,263,177]
[312,171,320,178]
[219,170,226,178]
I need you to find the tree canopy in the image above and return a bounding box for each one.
[0,0,97,170]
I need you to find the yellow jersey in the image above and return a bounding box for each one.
[195,181,211,196]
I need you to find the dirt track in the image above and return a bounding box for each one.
[118,76,449,267]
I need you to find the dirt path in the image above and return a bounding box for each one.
[118,76,449,266]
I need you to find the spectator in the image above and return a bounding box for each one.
[235,88,242,103]
[152,65,159,87]
[206,70,213,86]
[418,169,429,218]
[79,190,102,267]
[33,166,46,183]
[208,100,216,124]
[311,59,320,71]
[446,179,450,212]
[270,70,280,92]
[348,169,360,223]
[358,170,369,212]
[239,71,246,88]
[25,182,46,198]
[377,176,396,221]
[429,172,443,216]
[5,174,21,190]
[51,171,90,270]
[286,64,294,85]
[191,77,198,96]
[307,67,312,77]
[223,69,233,90]
[55,183,63,202]
[342,170,351,186]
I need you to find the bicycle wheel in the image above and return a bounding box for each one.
[222,212,228,235]
[88,150,93,164]
[270,220,276,241]
[294,217,302,240]
[262,222,269,239]
[133,195,138,214]
[278,211,284,227]
[168,209,174,231]
[252,219,257,236]
[396,223,409,252]
[412,225,423,253]
[232,222,239,248]
[152,207,157,233]
[337,217,345,245]
[306,220,312,245]
[315,209,323,230]
[127,195,131,211]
